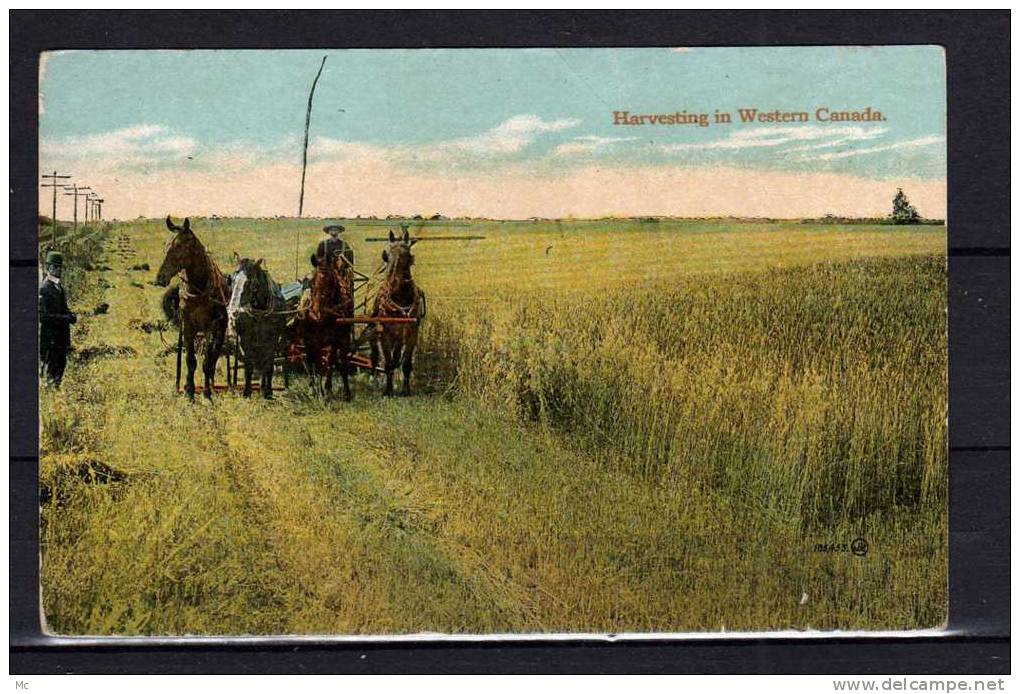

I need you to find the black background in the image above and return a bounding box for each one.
[9,10,1010,674]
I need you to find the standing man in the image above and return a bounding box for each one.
[39,251,77,388]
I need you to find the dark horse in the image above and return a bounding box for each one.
[228,255,288,399]
[289,247,355,400]
[156,216,228,401]
[371,228,425,396]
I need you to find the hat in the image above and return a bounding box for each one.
[323,223,346,233]
[45,251,64,266]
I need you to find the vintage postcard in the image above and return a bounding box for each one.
[38,46,947,636]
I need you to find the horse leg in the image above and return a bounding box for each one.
[304,351,318,396]
[386,341,402,398]
[370,327,382,389]
[262,364,274,401]
[323,347,334,397]
[203,332,223,401]
[243,357,253,397]
[369,327,379,370]
[184,336,198,401]
[339,334,352,402]
[380,334,394,396]
[401,332,416,397]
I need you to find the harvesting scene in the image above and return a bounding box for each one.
[37,47,947,636]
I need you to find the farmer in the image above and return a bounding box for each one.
[313,223,354,269]
[38,250,77,388]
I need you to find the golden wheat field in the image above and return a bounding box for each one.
[39,217,947,635]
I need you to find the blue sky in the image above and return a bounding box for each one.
[39,47,946,218]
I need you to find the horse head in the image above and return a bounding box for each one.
[382,227,415,278]
[156,216,199,286]
[235,256,271,310]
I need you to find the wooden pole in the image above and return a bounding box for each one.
[298,55,327,218]
[63,185,91,234]
[364,235,487,242]
[333,316,418,325]
[69,187,78,233]
[41,172,70,245]
[295,55,327,280]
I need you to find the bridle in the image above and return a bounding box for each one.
[165,236,227,305]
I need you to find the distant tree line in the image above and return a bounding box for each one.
[800,190,943,226]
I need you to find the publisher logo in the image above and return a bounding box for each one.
[851,537,869,557]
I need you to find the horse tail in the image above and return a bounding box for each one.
[161,286,181,326]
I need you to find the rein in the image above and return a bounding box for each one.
[175,244,228,306]
[305,263,353,322]
[376,273,421,318]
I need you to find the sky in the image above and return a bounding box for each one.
[39,47,946,220]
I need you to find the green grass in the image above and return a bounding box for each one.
[38,218,947,635]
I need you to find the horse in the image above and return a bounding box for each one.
[370,228,425,396]
[155,216,229,401]
[288,247,355,400]
[228,254,288,399]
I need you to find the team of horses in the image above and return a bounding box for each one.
[156,216,423,401]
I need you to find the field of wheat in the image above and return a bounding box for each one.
[38,217,947,635]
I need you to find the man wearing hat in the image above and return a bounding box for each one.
[314,223,354,269]
[39,251,77,388]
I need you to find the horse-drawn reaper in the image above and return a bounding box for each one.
[158,216,428,400]
[288,225,426,398]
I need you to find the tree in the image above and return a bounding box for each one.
[891,188,921,225]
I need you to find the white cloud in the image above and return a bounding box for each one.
[670,47,694,53]
[310,136,388,162]
[799,135,944,161]
[446,114,581,155]
[310,115,583,167]
[662,125,888,153]
[552,135,640,157]
[41,124,198,170]
[38,121,945,220]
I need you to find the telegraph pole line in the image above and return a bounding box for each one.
[85,192,99,225]
[62,184,91,234]
[40,171,71,245]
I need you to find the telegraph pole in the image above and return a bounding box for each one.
[94,198,104,224]
[86,192,99,225]
[298,55,328,218]
[40,171,71,245]
[63,184,91,234]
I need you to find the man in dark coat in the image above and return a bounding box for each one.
[313,223,354,269]
[39,251,77,387]
[310,223,355,296]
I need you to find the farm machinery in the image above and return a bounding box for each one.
[174,229,480,395]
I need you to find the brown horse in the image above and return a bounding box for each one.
[289,247,355,400]
[155,216,229,401]
[370,228,425,396]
